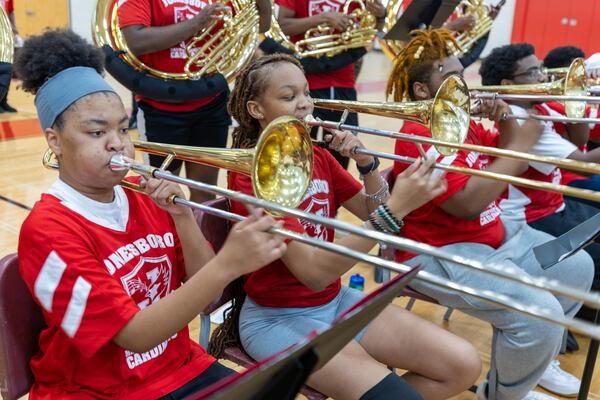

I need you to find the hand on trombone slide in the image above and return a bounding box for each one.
[470,96,511,122]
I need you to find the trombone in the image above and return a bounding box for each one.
[86,153,600,341]
[43,116,314,212]
[470,58,599,121]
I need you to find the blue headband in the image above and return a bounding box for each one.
[35,66,116,130]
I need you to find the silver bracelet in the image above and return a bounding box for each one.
[363,175,390,204]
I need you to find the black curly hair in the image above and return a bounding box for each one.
[543,46,585,69]
[14,29,106,130]
[479,43,536,85]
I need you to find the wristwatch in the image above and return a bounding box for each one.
[356,156,380,176]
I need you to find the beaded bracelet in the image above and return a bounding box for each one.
[380,204,404,231]
[376,206,401,233]
[368,212,388,233]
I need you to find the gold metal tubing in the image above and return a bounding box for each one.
[307,119,600,199]
[310,107,600,176]
[108,155,600,341]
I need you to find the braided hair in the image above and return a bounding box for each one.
[386,28,461,101]
[228,53,304,149]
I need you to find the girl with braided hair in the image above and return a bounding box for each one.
[389,29,594,400]
[210,53,482,400]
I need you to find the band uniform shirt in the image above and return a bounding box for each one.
[276,0,358,90]
[393,121,504,262]
[18,178,215,400]
[228,146,362,308]
[1,0,13,13]
[118,0,220,112]
[498,104,577,223]
[539,101,600,185]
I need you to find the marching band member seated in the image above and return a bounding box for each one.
[212,53,482,400]
[388,29,594,400]
[16,30,287,400]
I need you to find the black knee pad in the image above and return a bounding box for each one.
[359,373,423,400]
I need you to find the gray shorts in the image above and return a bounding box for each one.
[239,285,367,361]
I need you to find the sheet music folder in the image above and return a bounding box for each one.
[384,0,461,42]
[186,266,421,400]
[534,212,600,269]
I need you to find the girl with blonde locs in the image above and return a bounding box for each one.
[211,53,482,400]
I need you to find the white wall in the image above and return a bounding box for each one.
[69,0,96,43]
[481,0,516,57]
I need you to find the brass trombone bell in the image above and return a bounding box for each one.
[313,75,471,156]
[42,116,314,211]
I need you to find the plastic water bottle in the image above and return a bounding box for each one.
[349,273,365,291]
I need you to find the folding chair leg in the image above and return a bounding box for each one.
[488,328,500,400]
[199,314,211,349]
[405,298,416,311]
[443,307,454,322]
[374,266,391,283]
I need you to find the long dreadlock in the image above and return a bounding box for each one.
[229,53,304,149]
[386,28,461,102]
[208,53,305,358]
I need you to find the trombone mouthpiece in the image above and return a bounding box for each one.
[109,154,133,171]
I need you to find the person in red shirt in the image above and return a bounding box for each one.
[15,30,286,400]
[480,43,600,332]
[541,45,600,205]
[276,0,385,169]
[0,0,18,113]
[211,53,483,400]
[387,29,594,400]
[118,0,271,204]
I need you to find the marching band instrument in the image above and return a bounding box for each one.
[378,0,504,60]
[43,116,313,211]
[265,0,378,58]
[93,0,260,81]
[103,153,600,341]
[309,117,600,203]
[315,75,472,156]
[471,58,589,119]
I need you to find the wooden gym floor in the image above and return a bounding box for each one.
[0,51,598,399]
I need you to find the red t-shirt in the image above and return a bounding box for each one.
[118,0,219,112]
[228,146,362,307]
[2,0,13,13]
[18,181,215,400]
[393,121,505,262]
[497,104,571,223]
[540,102,598,184]
[276,0,357,90]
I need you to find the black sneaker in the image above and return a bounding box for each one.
[1,102,16,112]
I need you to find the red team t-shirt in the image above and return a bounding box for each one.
[498,104,577,223]
[18,180,215,399]
[118,0,218,112]
[228,146,362,307]
[276,0,357,90]
[393,121,505,261]
[538,102,598,185]
[1,0,13,13]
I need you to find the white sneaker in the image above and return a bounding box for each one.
[523,391,559,400]
[476,380,558,400]
[538,360,580,397]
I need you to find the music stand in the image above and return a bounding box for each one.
[532,213,600,399]
[384,0,461,42]
[533,212,600,269]
[185,266,421,400]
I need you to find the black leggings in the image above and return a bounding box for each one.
[360,373,422,400]
[159,361,236,400]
